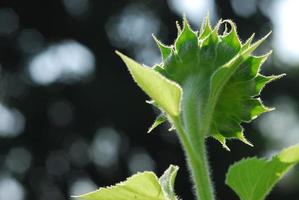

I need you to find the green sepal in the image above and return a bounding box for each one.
[212,132,230,151]
[242,31,272,57]
[221,20,241,51]
[153,64,167,74]
[175,16,198,53]
[201,19,220,48]
[148,114,167,133]
[175,21,182,36]
[214,20,241,65]
[234,52,272,82]
[207,32,274,147]
[241,33,255,51]
[226,144,299,200]
[153,34,172,61]
[199,15,212,40]
[254,74,286,96]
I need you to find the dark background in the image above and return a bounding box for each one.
[0,0,299,200]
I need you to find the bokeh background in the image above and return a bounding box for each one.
[0,0,299,199]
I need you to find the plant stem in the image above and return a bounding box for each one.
[173,117,215,200]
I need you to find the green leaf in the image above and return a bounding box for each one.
[148,114,167,133]
[116,51,182,117]
[74,172,164,200]
[159,165,179,200]
[278,144,299,163]
[226,144,299,200]
[74,165,179,200]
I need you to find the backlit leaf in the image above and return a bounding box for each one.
[74,165,179,200]
[226,144,299,200]
[116,51,182,117]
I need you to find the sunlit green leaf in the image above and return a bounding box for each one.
[226,144,299,200]
[116,51,182,117]
[74,165,179,200]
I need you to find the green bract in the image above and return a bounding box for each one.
[117,17,284,150]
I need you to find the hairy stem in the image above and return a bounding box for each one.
[173,115,215,200]
[174,79,215,200]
